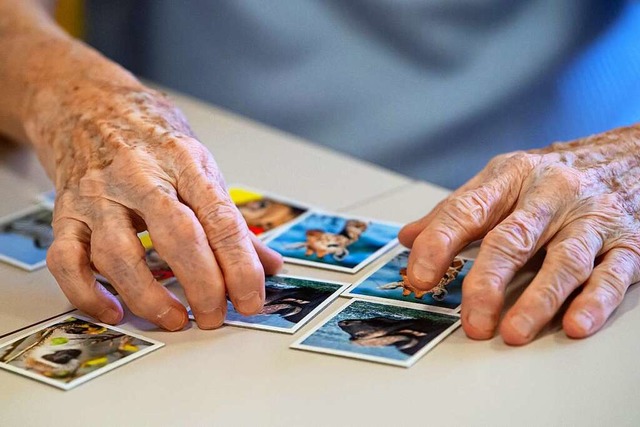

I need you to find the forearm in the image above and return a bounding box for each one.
[0,0,143,173]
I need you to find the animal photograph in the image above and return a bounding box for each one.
[224,275,344,333]
[345,250,472,312]
[0,206,53,270]
[292,300,460,366]
[0,316,162,389]
[266,213,400,272]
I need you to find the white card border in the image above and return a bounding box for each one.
[263,210,402,274]
[0,204,53,271]
[0,314,164,391]
[290,298,460,368]
[342,248,475,314]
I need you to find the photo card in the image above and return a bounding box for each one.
[265,211,400,273]
[36,190,56,209]
[188,275,345,333]
[229,185,312,238]
[343,249,473,313]
[0,205,53,271]
[0,315,164,390]
[291,299,460,368]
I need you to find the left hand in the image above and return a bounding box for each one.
[398,125,640,345]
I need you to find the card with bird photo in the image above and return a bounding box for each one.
[187,275,346,333]
[290,299,460,368]
[264,211,401,273]
[343,248,473,313]
[229,185,313,238]
[0,315,164,390]
[0,205,53,271]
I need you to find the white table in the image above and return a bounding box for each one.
[1,89,639,427]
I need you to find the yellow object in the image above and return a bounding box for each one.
[138,231,154,250]
[229,187,263,205]
[55,0,85,39]
[83,356,108,368]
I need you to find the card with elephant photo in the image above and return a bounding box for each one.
[187,275,346,333]
[290,299,460,368]
[229,185,314,239]
[0,315,164,390]
[264,211,401,274]
[343,248,474,313]
[0,205,54,271]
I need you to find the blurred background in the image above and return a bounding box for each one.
[57,0,640,189]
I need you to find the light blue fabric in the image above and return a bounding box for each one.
[86,0,638,189]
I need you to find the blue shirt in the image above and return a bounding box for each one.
[86,0,639,189]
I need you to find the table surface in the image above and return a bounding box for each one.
[1,89,639,427]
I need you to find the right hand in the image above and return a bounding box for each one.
[31,80,282,331]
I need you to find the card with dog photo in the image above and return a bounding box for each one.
[0,205,53,271]
[229,185,312,238]
[264,212,401,274]
[291,299,460,368]
[187,275,345,333]
[343,249,473,313]
[0,315,164,390]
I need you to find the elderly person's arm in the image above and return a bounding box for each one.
[0,0,282,331]
[401,126,640,344]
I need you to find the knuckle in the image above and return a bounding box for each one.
[594,276,626,309]
[550,237,594,283]
[532,281,566,312]
[484,213,539,265]
[200,202,248,248]
[445,189,493,231]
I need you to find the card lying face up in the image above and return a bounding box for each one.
[0,205,53,271]
[229,185,311,238]
[290,299,460,368]
[0,315,164,390]
[343,249,473,313]
[265,212,400,273]
[188,275,345,333]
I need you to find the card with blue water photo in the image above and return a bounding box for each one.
[264,211,401,273]
[291,299,460,368]
[343,249,473,313]
[0,205,53,271]
[187,275,346,333]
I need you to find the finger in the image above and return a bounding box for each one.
[90,203,189,331]
[563,247,640,338]
[48,216,123,324]
[462,204,556,340]
[177,161,266,315]
[499,221,603,345]
[136,192,228,328]
[398,174,485,247]
[251,233,283,275]
[406,177,521,291]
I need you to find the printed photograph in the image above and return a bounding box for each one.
[0,316,163,390]
[37,190,56,208]
[344,250,473,312]
[229,186,309,236]
[187,275,344,333]
[291,299,460,367]
[0,206,53,270]
[265,212,400,273]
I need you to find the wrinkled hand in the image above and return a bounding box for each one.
[399,126,640,345]
[29,82,282,330]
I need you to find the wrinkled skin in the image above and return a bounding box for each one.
[400,126,640,345]
[27,80,283,331]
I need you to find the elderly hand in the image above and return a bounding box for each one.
[30,79,282,331]
[399,125,640,345]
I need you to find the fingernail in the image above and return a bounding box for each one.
[236,291,262,314]
[509,314,534,339]
[413,259,436,284]
[574,311,594,333]
[157,306,187,331]
[197,307,224,330]
[98,308,120,324]
[467,309,495,335]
